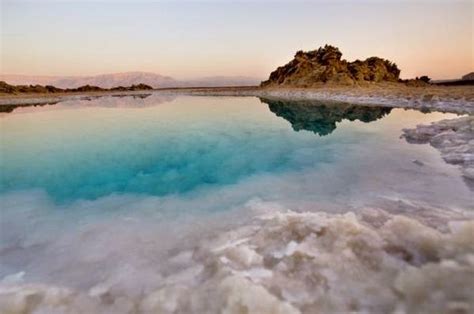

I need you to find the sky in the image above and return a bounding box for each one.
[1,0,472,80]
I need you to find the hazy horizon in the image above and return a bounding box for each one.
[1,0,473,80]
[0,71,263,80]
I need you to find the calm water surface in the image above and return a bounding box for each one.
[0,94,472,286]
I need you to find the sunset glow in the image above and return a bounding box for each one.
[1,0,472,80]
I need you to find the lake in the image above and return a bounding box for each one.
[0,94,472,312]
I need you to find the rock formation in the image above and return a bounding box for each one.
[110,83,155,91]
[261,45,400,87]
[462,72,474,81]
[261,98,392,136]
[0,81,153,95]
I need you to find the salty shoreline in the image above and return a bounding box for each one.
[403,116,474,188]
[1,205,473,313]
[1,84,473,114]
[0,90,155,106]
[181,85,474,115]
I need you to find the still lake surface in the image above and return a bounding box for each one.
[0,94,472,293]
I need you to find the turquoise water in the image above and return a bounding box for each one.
[1,94,473,293]
[0,95,471,208]
[0,96,385,203]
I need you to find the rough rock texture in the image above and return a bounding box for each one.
[402,116,474,188]
[110,84,155,92]
[462,72,474,81]
[1,209,473,314]
[261,98,392,136]
[261,45,400,87]
[0,81,63,94]
[401,78,430,87]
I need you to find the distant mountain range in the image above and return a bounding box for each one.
[0,72,261,89]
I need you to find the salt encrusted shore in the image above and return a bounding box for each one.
[179,85,474,115]
[1,85,474,114]
[0,90,154,106]
[402,116,474,188]
[1,207,473,314]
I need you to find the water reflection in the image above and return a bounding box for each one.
[261,98,393,136]
[0,93,169,114]
[0,102,59,113]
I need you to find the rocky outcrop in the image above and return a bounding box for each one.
[261,45,400,87]
[0,81,153,95]
[110,83,155,91]
[462,72,474,81]
[261,98,392,136]
[0,81,62,94]
[0,81,17,94]
[401,79,430,87]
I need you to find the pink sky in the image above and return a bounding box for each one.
[1,1,472,80]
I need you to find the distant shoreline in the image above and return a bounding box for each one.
[1,84,473,115]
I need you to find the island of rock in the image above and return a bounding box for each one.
[261,45,401,87]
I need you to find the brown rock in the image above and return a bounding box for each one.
[0,81,153,95]
[261,45,401,87]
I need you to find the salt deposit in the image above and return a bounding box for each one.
[1,208,473,314]
[403,116,474,187]
[180,86,474,115]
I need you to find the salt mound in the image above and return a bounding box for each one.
[1,210,473,313]
[403,116,474,187]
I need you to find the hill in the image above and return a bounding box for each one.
[261,45,401,87]
[0,81,153,95]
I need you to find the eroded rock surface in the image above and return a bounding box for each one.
[0,81,153,95]
[261,45,400,87]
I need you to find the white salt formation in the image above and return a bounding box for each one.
[403,116,474,186]
[1,209,473,314]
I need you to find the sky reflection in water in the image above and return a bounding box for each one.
[0,95,469,210]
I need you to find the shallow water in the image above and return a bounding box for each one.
[1,95,471,205]
[0,94,473,313]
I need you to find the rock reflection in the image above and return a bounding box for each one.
[0,93,176,114]
[0,102,59,113]
[261,98,393,136]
